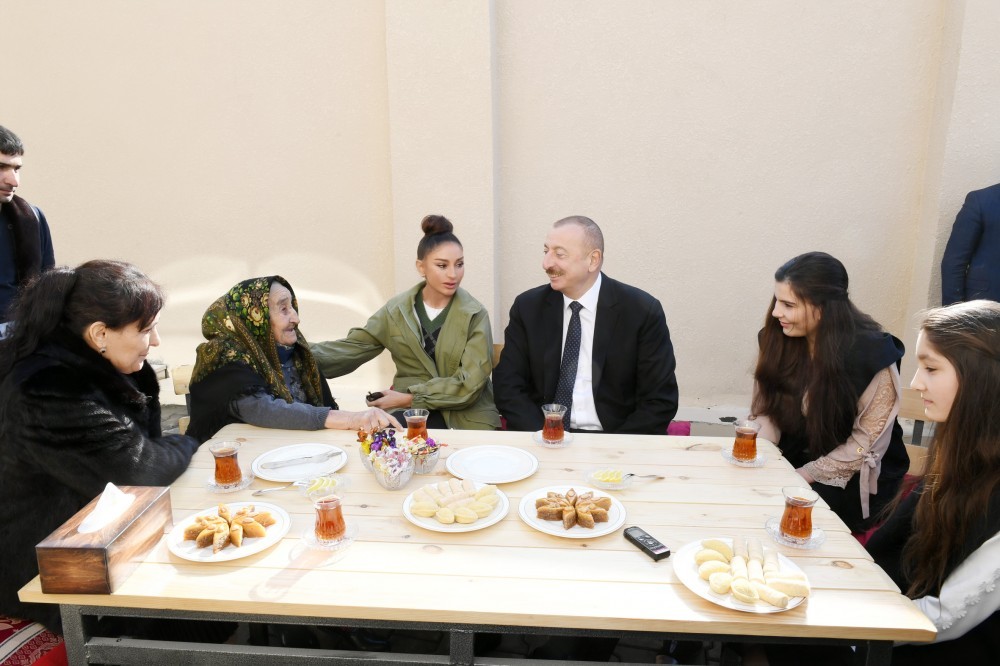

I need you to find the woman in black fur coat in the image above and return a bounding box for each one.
[0,260,199,634]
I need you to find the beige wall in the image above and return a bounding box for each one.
[5,1,999,410]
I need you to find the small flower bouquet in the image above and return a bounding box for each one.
[357,428,398,471]
[357,428,416,489]
[370,446,414,490]
[405,436,446,474]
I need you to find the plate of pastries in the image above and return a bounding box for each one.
[167,502,290,562]
[402,477,510,533]
[518,485,626,538]
[674,536,811,613]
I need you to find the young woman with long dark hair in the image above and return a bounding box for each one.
[866,300,1000,662]
[750,252,909,532]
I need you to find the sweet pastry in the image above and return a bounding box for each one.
[730,578,759,604]
[709,572,733,595]
[765,577,811,598]
[182,503,270,553]
[701,538,734,561]
[698,560,730,580]
[229,522,244,548]
[695,537,811,608]
[535,488,613,530]
[695,549,729,565]
[410,479,500,525]
[752,581,790,608]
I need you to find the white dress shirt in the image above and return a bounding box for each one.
[561,274,603,431]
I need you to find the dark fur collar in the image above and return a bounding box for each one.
[12,329,159,407]
[1,195,43,284]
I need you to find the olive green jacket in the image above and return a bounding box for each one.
[311,284,501,430]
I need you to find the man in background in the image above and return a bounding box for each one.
[941,182,1000,305]
[0,125,54,337]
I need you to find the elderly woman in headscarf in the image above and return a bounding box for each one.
[188,276,399,442]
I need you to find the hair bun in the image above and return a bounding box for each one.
[421,215,453,236]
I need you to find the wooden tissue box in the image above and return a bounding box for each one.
[36,486,171,594]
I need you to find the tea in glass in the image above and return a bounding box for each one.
[403,409,429,441]
[541,404,567,444]
[779,486,819,542]
[210,441,243,486]
[314,495,347,542]
[732,420,761,461]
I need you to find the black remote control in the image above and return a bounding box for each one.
[624,526,670,561]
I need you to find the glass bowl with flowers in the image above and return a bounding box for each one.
[407,436,446,474]
[357,428,399,472]
[356,427,415,490]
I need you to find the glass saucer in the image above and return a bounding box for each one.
[721,449,767,468]
[531,431,574,448]
[302,522,358,551]
[206,472,254,493]
[585,468,634,490]
[765,517,826,549]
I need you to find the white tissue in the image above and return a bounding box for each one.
[78,482,136,534]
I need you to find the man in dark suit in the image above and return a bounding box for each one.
[941,182,1000,305]
[0,125,55,337]
[493,215,678,435]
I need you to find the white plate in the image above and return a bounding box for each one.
[518,485,626,539]
[251,443,346,482]
[167,502,291,563]
[445,445,539,484]
[402,481,510,533]
[673,538,807,614]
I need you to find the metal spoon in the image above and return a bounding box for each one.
[623,473,664,480]
[252,482,296,496]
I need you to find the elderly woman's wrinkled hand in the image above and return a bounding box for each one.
[351,407,402,432]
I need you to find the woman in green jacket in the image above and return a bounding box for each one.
[311,215,501,430]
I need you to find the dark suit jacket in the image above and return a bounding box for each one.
[941,182,1000,305]
[493,274,678,435]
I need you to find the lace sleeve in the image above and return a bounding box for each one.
[804,367,897,488]
[904,532,1000,644]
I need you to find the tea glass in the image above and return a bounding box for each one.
[313,494,347,544]
[732,420,761,462]
[779,486,819,544]
[541,404,567,444]
[403,409,430,441]
[210,441,244,487]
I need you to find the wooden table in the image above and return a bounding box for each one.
[21,425,935,664]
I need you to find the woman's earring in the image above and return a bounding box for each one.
[100,347,107,354]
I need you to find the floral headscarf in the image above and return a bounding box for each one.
[191,276,327,405]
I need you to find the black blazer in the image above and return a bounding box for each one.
[493,274,678,434]
[941,182,1000,305]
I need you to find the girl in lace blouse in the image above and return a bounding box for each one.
[750,252,910,532]
[866,300,1000,662]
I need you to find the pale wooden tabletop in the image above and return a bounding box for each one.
[21,424,936,644]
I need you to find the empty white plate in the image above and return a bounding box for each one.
[445,445,539,484]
